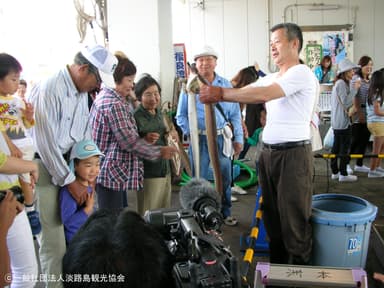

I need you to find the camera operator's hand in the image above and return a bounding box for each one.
[374,273,384,283]
[0,191,22,232]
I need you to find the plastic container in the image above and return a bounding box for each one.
[311,193,377,268]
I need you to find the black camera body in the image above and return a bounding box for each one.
[144,208,240,288]
[0,186,24,204]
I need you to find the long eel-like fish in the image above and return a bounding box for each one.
[186,75,201,178]
[196,74,223,196]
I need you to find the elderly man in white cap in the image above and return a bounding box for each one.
[175,45,243,226]
[29,44,117,288]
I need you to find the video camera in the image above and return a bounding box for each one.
[0,186,24,204]
[144,178,241,288]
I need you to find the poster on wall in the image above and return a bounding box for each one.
[174,43,187,79]
[302,30,351,70]
[322,31,347,64]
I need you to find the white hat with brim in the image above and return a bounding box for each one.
[193,45,218,61]
[81,45,118,88]
[337,59,360,76]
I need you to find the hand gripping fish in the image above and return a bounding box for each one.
[186,73,201,178]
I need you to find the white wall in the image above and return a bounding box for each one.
[173,0,384,80]
[1,0,382,103]
[0,0,82,83]
[108,0,175,104]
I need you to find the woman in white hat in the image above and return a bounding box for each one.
[330,58,361,182]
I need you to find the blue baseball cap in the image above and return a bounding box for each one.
[69,140,104,172]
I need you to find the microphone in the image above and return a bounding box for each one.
[179,178,223,231]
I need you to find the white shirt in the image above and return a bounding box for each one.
[28,66,91,186]
[251,64,317,144]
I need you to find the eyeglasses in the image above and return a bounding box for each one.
[88,66,102,85]
[143,91,160,98]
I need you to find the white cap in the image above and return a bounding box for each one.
[193,45,218,61]
[337,59,360,76]
[81,45,118,88]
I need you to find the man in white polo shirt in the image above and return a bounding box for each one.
[200,23,318,266]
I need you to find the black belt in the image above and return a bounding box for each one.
[263,140,311,151]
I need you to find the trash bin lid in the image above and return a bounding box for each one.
[311,194,377,226]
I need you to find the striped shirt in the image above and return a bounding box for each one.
[28,66,91,186]
[351,74,370,123]
[89,86,161,191]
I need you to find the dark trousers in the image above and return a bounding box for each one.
[350,123,371,166]
[96,184,127,214]
[331,127,352,175]
[259,144,313,265]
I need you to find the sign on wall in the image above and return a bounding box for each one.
[174,43,187,79]
[305,44,322,70]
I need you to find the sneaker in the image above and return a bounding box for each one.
[231,185,248,195]
[354,165,370,173]
[347,165,353,175]
[376,167,384,173]
[224,216,238,226]
[231,195,238,202]
[331,172,340,180]
[368,170,384,178]
[27,210,42,235]
[339,174,358,182]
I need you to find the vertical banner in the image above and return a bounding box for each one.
[174,43,187,79]
[305,44,323,70]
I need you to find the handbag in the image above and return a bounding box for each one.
[162,113,183,176]
[165,132,182,176]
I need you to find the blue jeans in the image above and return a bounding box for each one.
[189,134,232,218]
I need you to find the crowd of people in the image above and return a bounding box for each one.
[1,21,384,288]
[328,55,384,181]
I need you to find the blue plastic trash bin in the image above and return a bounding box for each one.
[311,193,377,268]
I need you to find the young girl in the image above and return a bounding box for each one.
[366,70,384,177]
[314,55,335,84]
[0,53,40,235]
[59,139,102,244]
